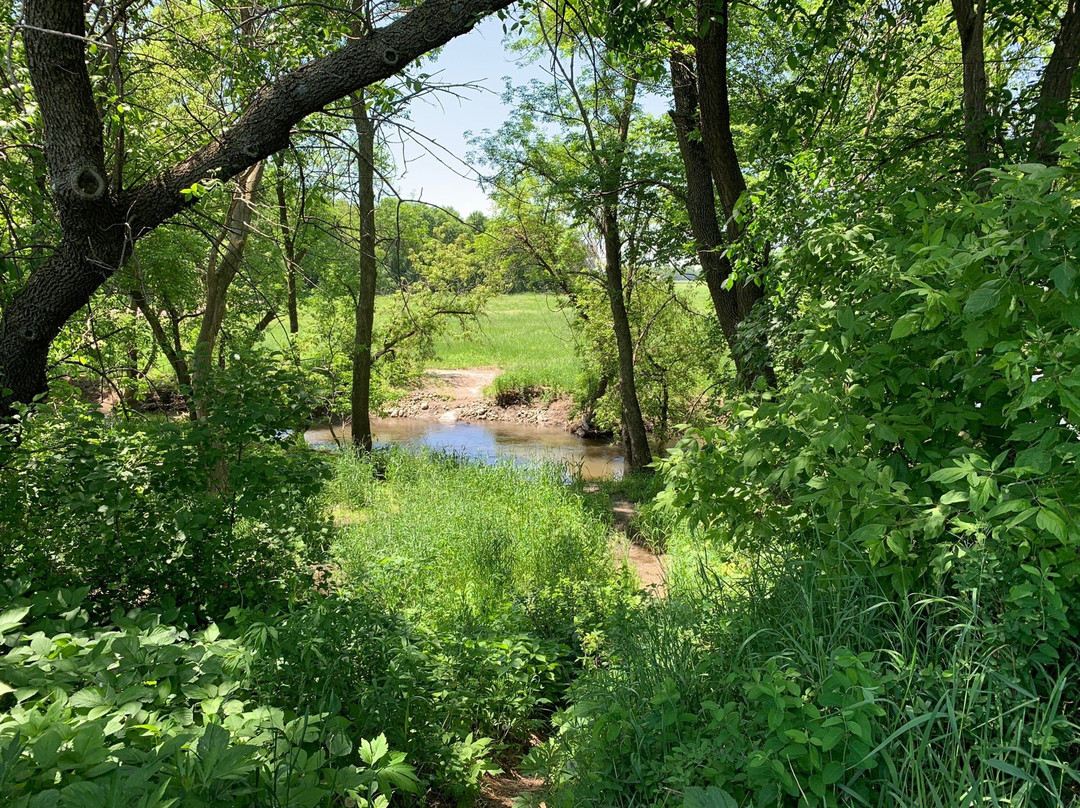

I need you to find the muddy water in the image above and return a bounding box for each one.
[305,417,625,480]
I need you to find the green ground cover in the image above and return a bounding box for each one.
[0,402,637,806]
[428,293,581,395]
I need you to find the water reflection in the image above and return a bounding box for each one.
[305,417,625,480]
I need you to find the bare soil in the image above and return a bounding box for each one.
[610,497,668,596]
[478,769,546,808]
[383,368,575,429]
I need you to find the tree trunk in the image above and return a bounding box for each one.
[668,51,740,352]
[350,87,379,453]
[273,154,301,334]
[130,287,192,390]
[0,0,125,412]
[1031,0,1080,164]
[191,162,265,419]
[0,0,515,418]
[602,203,651,472]
[951,0,990,181]
[693,0,776,387]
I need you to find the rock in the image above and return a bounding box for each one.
[420,401,429,411]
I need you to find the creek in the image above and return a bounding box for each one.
[305,417,625,480]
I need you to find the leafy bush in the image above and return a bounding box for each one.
[529,156,1080,806]
[246,595,569,803]
[0,583,416,808]
[0,358,330,620]
[659,159,1080,662]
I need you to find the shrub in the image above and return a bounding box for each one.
[0,582,417,808]
[658,159,1080,663]
[0,357,330,620]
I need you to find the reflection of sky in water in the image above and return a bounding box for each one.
[305,419,624,480]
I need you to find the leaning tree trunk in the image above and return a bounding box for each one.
[190,162,264,419]
[130,287,192,390]
[0,0,126,412]
[0,0,516,420]
[951,0,990,183]
[1031,0,1080,164]
[350,87,379,452]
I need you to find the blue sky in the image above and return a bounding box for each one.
[384,16,670,216]
[384,16,539,215]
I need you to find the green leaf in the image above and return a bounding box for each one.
[1036,508,1067,541]
[1049,262,1076,295]
[33,730,63,768]
[822,760,845,785]
[0,606,31,636]
[890,314,919,341]
[963,281,1001,317]
[683,786,739,808]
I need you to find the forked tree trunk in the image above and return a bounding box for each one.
[273,154,302,334]
[191,161,265,419]
[693,0,776,387]
[668,51,739,351]
[130,287,192,390]
[349,87,379,452]
[1031,0,1080,164]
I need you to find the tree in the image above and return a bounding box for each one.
[481,4,662,470]
[349,85,379,451]
[0,0,515,418]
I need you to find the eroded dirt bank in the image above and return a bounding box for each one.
[384,368,575,428]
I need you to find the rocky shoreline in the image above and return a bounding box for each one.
[380,367,579,430]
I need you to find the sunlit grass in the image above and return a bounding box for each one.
[328,449,620,625]
[430,293,581,394]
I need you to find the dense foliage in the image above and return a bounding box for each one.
[4,0,1080,804]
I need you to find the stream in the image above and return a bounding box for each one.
[305,417,625,480]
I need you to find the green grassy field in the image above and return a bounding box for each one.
[430,293,581,394]
[259,287,713,399]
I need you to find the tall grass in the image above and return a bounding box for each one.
[531,535,1080,807]
[328,448,621,626]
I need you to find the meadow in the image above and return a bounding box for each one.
[427,293,581,395]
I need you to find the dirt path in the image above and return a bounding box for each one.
[384,367,573,428]
[610,498,667,595]
[479,769,545,807]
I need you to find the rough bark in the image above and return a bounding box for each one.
[951,0,990,181]
[190,162,264,419]
[695,0,746,231]
[350,87,379,453]
[668,51,739,350]
[1,0,125,410]
[273,154,302,334]
[692,0,776,387]
[1,0,515,416]
[1031,0,1080,164]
